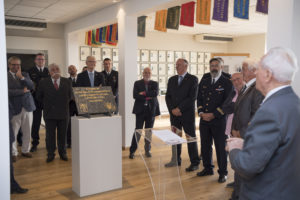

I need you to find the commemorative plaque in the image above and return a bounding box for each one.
[73,86,117,116]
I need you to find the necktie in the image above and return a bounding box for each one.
[240,85,247,94]
[40,68,43,73]
[54,79,59,90]
[178,76,183,85]
[212,78,215,85]
[88,72,94,87]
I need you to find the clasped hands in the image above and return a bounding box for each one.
[225,137,244,152]
[139,91,152,101]
[199,113,215,121]
[172,107,182,116]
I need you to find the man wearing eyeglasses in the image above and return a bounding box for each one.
[27,53,50,152]
[76,56,105,87]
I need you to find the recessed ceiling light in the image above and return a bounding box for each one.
[113,0,119,3]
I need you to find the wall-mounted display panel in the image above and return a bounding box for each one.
[102,48,112,60]
[91,47,101,61]
[167,51,174,63]
[141,50,149,62]
[159,64,166,75]
[150,63,158,75]
[190,64,197,75]
[197,52,204,63]
[112,48,119,62]
[175,51,182,61]
[167,63,175,75]
[182,51,190,62]
[159,51,166,62]
[190,52,197,63]
[80,46,90,61]
[150,50,158,62]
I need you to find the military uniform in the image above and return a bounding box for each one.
[27,66,50,148]
[197,74,233,176]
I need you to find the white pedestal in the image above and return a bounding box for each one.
[72,115,122,197]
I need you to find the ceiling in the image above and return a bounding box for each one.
[4,0,267,37]
[4,0,122,23]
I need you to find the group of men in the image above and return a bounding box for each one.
[129,47,300,200]
[7,54,118,193]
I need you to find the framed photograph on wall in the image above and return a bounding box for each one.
[150,63,158,75]
[141,63,148,72]
[204,64,210,73]
[152,76,158,82]
[204,52,211,64]
[190,64,197,75]
[159,63,166,75]
[167,51,174,63]
[167,63,175,75]
[182,51,190,62]
[150,50,158,62]
[198,64,204,75]
[175,51,182,60]
[91,47,101,61]
[159,76,166,89]
[113,62,119,71]
[102,48,112,60]
[80,46,90,61]
[141,49,149,62]
[190,52,197,63]
[158,50,166,62]
[112,48,119,62]
[197,52,204,63]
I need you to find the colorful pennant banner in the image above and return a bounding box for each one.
[234,0,249,19]
[196,0,211,25]
[180,1,195,27]
[256,0,268,14]
[212,0,229,22]
[154,10,168,32]
[166,6,181,30]
[138,16,147,37]
[85,24,118,46]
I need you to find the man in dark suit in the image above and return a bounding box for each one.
[165,58,200,172]
[196,58,233,183]
[129,67,160,159]
[230,59,264,199]
[227,47,300,200]
[7,56,36,161]
[101,58,118,111]
[36,63,73,162]
[66,65,78,148]
[27,53,50,152]
[76,56,105,87]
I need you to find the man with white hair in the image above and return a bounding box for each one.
[227,47,300,200]
[36,63,73,163]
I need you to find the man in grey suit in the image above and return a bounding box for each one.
[227,47,300,200]
[7,56,36,161]
[37,63,73,163]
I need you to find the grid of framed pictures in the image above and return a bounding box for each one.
[137,49,211,92]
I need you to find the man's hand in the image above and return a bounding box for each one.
[231,130,241,138]
[226,137,244,152]
[200,113,215,121]
[23,87,30,93]
[139,91,146,96]
[172,107,182,116]
[16,68,24,79]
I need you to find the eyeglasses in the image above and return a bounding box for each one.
[10,64,21,66]
[36,59,45,61]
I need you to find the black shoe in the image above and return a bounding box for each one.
[218,175,227,183]
[145,152,152,158]
[30,146,37,152]
[165,161,181,168]
[11,187,29,194]
[60,154,68,161]
[129,153,135,159]
[67,144,71,148]
[185,164,199,172]
[226,181,235,188]
[46,156,55,163]
[197,169,214,176]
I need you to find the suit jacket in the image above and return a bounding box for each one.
[36,77,73,120]
[7,72,36,115]
[231,82,264,138]
[132,79,160,117]
[76,70,105,87]
[197,75,233,124]
[68,77,78,116]
[27,66,50,97]
[229,86,300,200]
[102,70,118,96]
[166,73,198,121]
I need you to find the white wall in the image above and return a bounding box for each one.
[6,36,67,75]
[228,34,266,59]
[138,31,228,52]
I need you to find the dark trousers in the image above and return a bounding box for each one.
[10,139,20,191]
[45,118,68,157]
[17,129,23,145]
[170,115,200,166]
[129,106,155,154]
[200,120,228,175]
[31,105,42,146]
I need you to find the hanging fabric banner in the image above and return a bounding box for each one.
[92,29,101,46]
[111,23,118,43]
[101,26,107,43]
[234,0,249,19]
[95,28,100,43]
[196,0,211,25]
[106,25,117,46]
[212,0,229,22]
[166,6,181,30]
[85,30,92,46]
[154,10,167,32]
[256,0,268,14]
[137,16,147,37]
[180,1,195,27]
[98,27,105,43]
